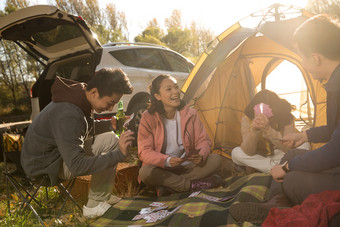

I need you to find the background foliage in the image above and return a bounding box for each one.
[0,0,339,118]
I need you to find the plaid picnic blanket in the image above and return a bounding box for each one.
[91,173,272,227]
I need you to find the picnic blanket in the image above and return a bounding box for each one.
[91,173,272,227]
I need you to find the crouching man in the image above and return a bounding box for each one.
[21,68,134,218]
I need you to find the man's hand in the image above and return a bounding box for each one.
[252,114,269,131]
[118,130,135,156]
[282,131,308,148]
[111,115,131,131]
[188,154,203,165]
[270,164,286,182]
[170,157,184,167]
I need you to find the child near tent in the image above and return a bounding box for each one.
[137,74,222,196]
[231,89,310,173]
[230,14,340,225]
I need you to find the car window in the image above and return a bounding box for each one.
[110,48,171,71]
[163,50,193,73]
[109,49,137,66]
[46,54,93,82]
[33,20,83,47]
[135,48,171,71]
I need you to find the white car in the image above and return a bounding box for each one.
[97,42,194,129]
[0,5,194,133]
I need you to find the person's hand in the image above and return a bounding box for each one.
[170,157,184,167]
[111,116,117,130]
[188,154,203,165]
[118,130,135,156]
[270,164,286,182]
[282,131,308,148]
[252,114,269,131]
[111,115,131,130]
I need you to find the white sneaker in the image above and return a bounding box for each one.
[83,201,111,219]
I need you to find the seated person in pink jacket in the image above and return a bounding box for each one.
[232,89,310,173]
[138,74,222,196]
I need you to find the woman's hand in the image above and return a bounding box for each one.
[252,114,269,131]
[270,164,286,182]
[188,154,203,165]
[118,130,135,156]
[170,157,184,167]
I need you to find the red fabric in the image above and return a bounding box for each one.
[262,190,340,227]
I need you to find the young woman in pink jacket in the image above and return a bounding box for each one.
[138,74,222,196]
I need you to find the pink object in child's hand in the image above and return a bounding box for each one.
[254,103,273,118]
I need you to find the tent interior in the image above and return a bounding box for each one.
[182,4,326,153]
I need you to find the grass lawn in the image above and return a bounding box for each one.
[0,147,140,226]
[0,162,96,226]
[0,146,244,226]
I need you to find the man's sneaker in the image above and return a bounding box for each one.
[106,195,121,205]
[83,201,111,219]
[229,193,293,224]
[191,174,222,191]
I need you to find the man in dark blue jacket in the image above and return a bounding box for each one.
[230,15,340,225]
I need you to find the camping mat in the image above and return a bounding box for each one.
[91,173,272,227]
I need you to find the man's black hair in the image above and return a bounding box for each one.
[86,68,133,97]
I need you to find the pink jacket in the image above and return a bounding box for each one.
[138,105,212,168]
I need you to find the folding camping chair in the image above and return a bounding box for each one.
[1,133,82,226]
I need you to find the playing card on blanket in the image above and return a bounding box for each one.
[218,195,236,202]
[200,194,221,202]
[145,214,158,223]
[169,205,182,215]
[188,191,201,198]
[152,205,168,212]
[140,207,152,214]
[149,202,166,207]
[132,213,148,221]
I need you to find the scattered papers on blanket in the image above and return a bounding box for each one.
[133,202,182,223]
[189,191,235,202]
[149,202,166,207]
[201,194,235,202]
[139,205,168,214]
[189,191,201,198]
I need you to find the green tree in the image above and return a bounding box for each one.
[161,10,214,62]
[189,22,214,62]
[55,0,128,44]
[133,9,214,63]
[134,19,166,46]
[162,10,192,55]
[0,0,34,112]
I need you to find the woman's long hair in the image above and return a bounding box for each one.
[244,89,294,131]
[148,74,185,114]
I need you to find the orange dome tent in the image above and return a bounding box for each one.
[182,4,325,152]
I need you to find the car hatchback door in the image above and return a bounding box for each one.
[0,5,102,64]
[0,5,102,119]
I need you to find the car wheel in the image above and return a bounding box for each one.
[128,102,148,146]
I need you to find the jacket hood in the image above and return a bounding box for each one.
[51,76,92,117]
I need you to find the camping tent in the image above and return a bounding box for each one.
[181,4,325,151]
